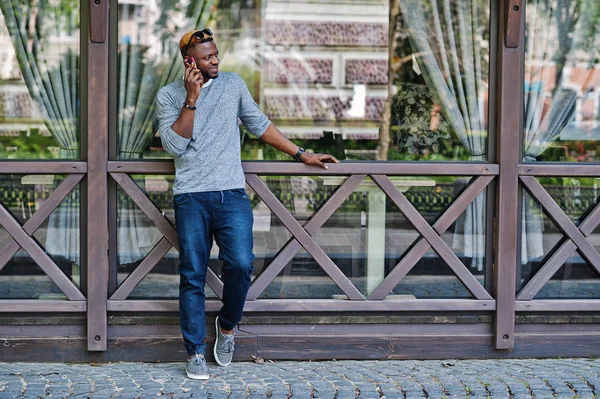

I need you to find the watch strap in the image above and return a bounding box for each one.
[293,147,305,161]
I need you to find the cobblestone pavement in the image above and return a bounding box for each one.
[0,358,598,398]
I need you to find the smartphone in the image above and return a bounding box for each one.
[184,56,197,69]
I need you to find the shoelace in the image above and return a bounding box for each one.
[222,335,234,352]
[194,353,204,364]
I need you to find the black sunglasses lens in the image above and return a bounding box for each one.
[193,29,213,40]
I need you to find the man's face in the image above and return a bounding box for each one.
[187,41,219,80]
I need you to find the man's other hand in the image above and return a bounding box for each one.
[300,152,339,169]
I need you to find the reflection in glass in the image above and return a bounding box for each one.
[117,0,490,162]
[391,0,490,162]
[0,175,80,299]
[524,0,600,163]
[520,177,600,299]
[0,0,80,159]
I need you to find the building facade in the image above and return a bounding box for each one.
[1,0,599,361]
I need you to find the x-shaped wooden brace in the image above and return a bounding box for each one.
[517,176,600,300]
[368,175,494,300]
[109,173,224,300]
[246,174,367,300]
[0,174,85,301]
[369,175,493,300]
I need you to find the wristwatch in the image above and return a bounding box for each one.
[183,102,196,111]
[293,147,305,162]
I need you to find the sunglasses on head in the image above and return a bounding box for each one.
[181,29,213,56]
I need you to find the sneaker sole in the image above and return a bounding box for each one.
[185,368,209,380]
[214,316,232,367]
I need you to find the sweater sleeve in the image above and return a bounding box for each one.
[236,75,271,138]
[156,87,191,157]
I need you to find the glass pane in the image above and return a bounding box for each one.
[0,249,66,300]
[390,180,487,299]
[519,191,563,291]
[0,0,80,159]
[248,180,294,281]
[33,184,81,289]
[537,177,600,224]
[524,0,600,162]
[521,177,600,298]
[0,178,81,298]
[118,0,490,162]
[117,184,163,267]
[534,251,600,299]
[0,174,64,225]
[389,0,490,161]
[259,249,345,299]
[393,248,474,299]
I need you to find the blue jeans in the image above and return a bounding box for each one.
[174,189,254,356]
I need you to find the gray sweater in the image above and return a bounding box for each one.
[156,72,271,194]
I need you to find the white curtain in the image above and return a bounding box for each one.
[117,0,214,264]
[1,0,80,265]
[398,0,489,270]
[522,0,600,264]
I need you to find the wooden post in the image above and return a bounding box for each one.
[87,0,110,351]
[494,0,524,350]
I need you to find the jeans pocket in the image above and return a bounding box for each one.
[230,188,248,199]
[173,193,191,206]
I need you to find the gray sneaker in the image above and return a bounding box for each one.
[213,316,235,367]
[185,354,209,380]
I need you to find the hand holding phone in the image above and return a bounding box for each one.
[184,56,203,103]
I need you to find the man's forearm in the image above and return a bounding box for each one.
[171,107,196,139]
[260,124,299,157]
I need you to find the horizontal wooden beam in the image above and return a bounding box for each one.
[519,164,600,176]
[0,300,86,312]
[2,326,600,362]
[516,300,600,312]
[108,161,499,176]
[0,162,87,174]
[108,299,496,312]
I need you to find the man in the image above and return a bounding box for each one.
[156,29,339,380]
